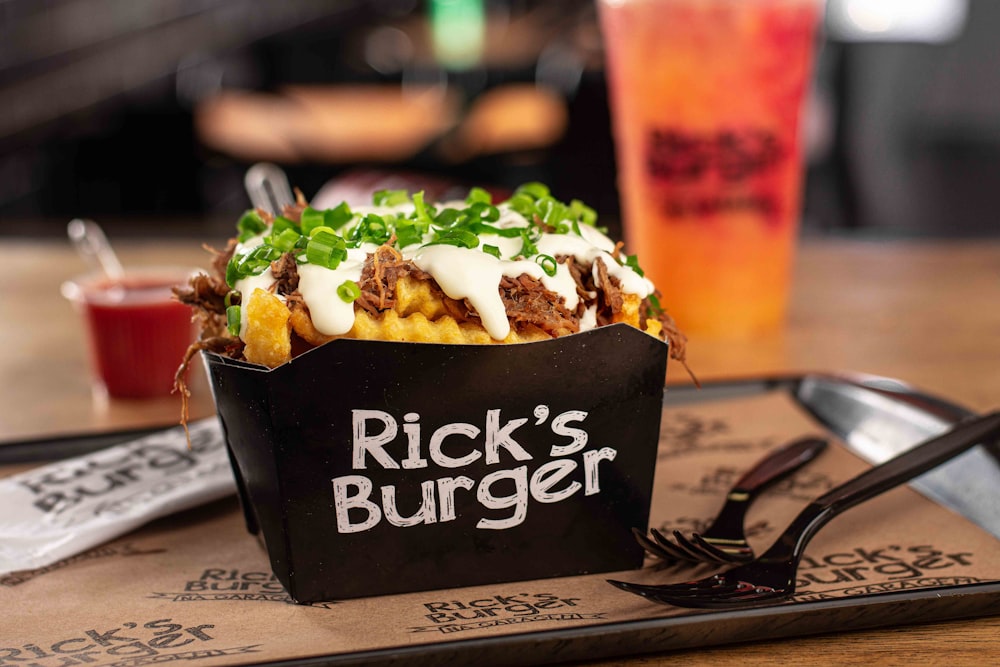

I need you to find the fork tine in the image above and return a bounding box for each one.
[671,531,733,564]
[649,528,704,563]
[607,579,742,600]
[611,413,1000,610]
[639,528,694,562]
[652,588,785,609]
[631,527,676,561]
[689,533,753,562]
[671,582,765,599]
[638,527,751,565]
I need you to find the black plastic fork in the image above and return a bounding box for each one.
[635,436,828,565]
[610,410,1000,609]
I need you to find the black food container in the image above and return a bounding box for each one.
[205,323,668,603]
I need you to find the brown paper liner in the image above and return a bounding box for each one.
[2,391,997,665]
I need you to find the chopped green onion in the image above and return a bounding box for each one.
[347,213,392,246]
[225,255,242,287]
[624,254,645,277]
[306,230,347,269]
[570,199,597,226]
[303,202,355,235]
[491,226,524,239]
[326,202,354,229]
[538,197,571,232]
[517,228,539,258]
[337,279,361,303]
[309,225,336,238]
[271,215,301,237]
[246,244,283,265]
[364,215,387,239]
[237,210,268,242]
[466,187,492,205]
[226,305,242,337]
[229,183,612,286]
[394,220,424,248]
[465,201,497,221]
[647,293,664,316]
[429,228,479,249]
[469,202,500,222]
[507,193,535,218]
[373,189,410,206]
[269,227,301,252]
[515,182,550,200]
[224,290,239,308]
[433,207,460,227]
[299,207,325,235]
[226,243,284,287]
[411,191,437,228]
[536,254,558,277]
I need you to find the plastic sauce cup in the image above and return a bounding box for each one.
[62,267,198,399]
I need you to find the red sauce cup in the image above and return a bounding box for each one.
[62,267,198,399]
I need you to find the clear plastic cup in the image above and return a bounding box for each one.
[598,0,823,339]
[62,267,198,399]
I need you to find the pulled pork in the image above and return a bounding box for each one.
[174,243,694,377]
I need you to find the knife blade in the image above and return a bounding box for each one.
[796,375,1000,539]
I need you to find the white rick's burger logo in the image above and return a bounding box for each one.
[333,406,617,532]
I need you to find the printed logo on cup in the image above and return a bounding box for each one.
[645,127,786,221]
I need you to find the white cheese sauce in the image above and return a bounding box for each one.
[233,204,652,342]
[296,248,367,336]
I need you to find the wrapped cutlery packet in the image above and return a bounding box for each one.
[0,419,234,576]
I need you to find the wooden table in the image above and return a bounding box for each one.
[3,236,999,664]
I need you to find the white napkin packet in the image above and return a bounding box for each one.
[0,418,235,576]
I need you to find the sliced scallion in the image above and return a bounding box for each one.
[624,254,645,277]
[325,202,354,229]
[299,207,325,235]
[373,189,410,206]
[570,199,597,226]
[466,187,492,205]
[306,230,347,269]
[536,254,558,277]
[309,225,336,238]
[304,203,355,235]
[647,293,664,316]
[394,220,424,248]
[517,228,539,258]
[429,228,479,249]
[271,216,301,237]
[412,191,437,228]
[269,227,301,252]
[237,210,267,242]
[226,305,242,337]
[515,182,550,200]
[337,279,361,303]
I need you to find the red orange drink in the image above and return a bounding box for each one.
[598,0,822,338]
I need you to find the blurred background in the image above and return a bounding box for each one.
[1,0,997,239]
